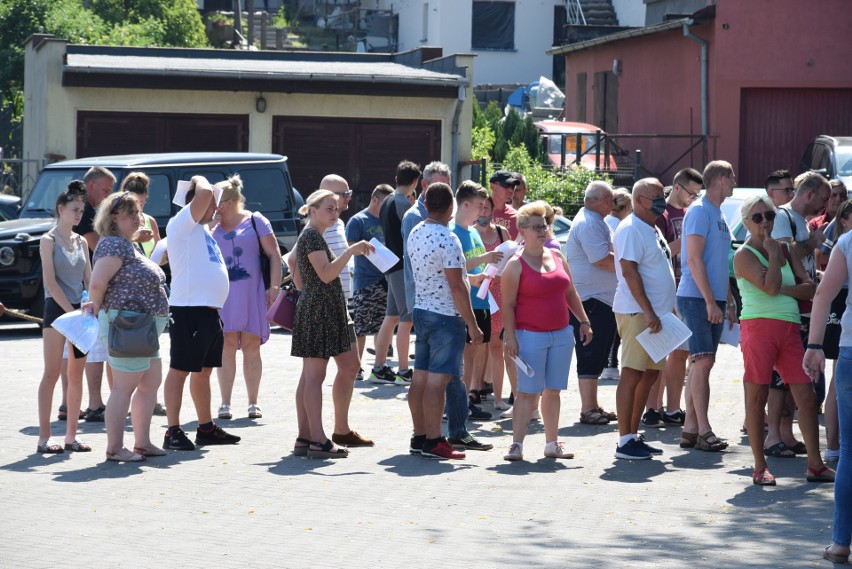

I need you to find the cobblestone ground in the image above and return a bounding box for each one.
[0,322,836,569]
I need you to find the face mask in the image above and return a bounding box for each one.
[650,197,667,216]
[476,215,492,226]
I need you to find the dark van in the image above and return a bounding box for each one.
[0,152,304,318]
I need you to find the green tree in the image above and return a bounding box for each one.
[90,0,207,47]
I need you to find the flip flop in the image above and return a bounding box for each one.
[807,465,835,483]
[764,442,796,458]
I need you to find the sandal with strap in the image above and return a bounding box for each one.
[247,404,262,419]
[36,441,65,454]
[806,465,836,483]
[752,467,776,486]
[695,431,728,452]
[307,438,349,460]
[293,437,311,457]
[823,545,850,564]
[680,432,698,448]
[64,440,92,452]
[764,442,796,458]
[580,409,610,425]
[595,407,618,421]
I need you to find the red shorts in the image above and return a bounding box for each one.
[740,319,810,385]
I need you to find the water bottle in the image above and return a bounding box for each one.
[81,290,91,315]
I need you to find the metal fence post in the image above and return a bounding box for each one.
[595,130,601,172]
[480,158,487,186]
[634,149,642,182]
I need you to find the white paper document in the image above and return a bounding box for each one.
[513,353,534,377]
[636,312,693,363]
[487,290,499,314]
[365,237,399,273]
[51,309,100,354]
[172,180,223,207]
[720,322,740,347]
[150,237,168,265]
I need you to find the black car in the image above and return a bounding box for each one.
[0,195,20,221]
[0,152,304,318]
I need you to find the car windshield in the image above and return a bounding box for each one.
[837,148,852,176]
[548,134,594,156]
[21,169,90,217]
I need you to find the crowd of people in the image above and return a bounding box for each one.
[29,158,849,563]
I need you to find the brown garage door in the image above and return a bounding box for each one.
[739,89,852,186]
[273,116,441,214]
[77,111,249,157]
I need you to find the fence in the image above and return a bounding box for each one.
[1,158,46,199]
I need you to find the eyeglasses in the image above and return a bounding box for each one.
[770,186,794,193]
[749,211,777,224]
[678,184,700,199]
[523,224,549,233]
[334,191,353,198]
[110,191,131,214]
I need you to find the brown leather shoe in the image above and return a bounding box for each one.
[332,430,374,447]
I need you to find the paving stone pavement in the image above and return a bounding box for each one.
[0,322,837,569]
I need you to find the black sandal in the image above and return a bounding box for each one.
[84,405,106,422]
[307,438,349,459]
[64,440,92,452]
[293,437,311,457]
[37,441,64,454]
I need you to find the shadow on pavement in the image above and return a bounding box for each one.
[377,454,475,477]
[260,456,371,477]
[51,450,210,482]
[487,458,579,475]
[1,452,72,473]
[599,458,670,482]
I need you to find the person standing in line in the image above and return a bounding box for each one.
[370,161,422,384]
[510,173,528,210]
[346,184,394,380]
[564,181,619,425]
[677,160,738,452]
[804,221,852,564]
[641,168,702,428]
[489,171,519,239]
[611,178,676,460]
[600,187,633,382]
[162,176,241,451]
[212,175,282,421]
[291,190,375,458]
[502,202,592,461]
[407,182,484,460]
[35,182,91,454]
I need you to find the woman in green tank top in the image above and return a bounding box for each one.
[121,172,161,258]
[733,195,833,485]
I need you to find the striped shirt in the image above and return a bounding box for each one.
[324,219,353,300]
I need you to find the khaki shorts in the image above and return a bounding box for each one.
[615,312,668,373]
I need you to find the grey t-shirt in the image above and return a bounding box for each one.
[44,231,86,304]
[564,207,617,305]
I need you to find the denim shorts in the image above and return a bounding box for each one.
[677,296,725,360]
[515,325,575,393]
[412,308,465,376]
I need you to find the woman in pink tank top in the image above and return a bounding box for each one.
[501,202,593,461]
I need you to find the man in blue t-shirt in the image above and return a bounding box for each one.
[676,160,738,452]
[345,184,393,379]
[450,181,504,436]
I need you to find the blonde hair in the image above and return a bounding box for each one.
[216,174,245,206]
[94,192,140,237]
[298,189,336,216]
[517,201,549,228]
[740,194,775,222]
[612,188,632,212]
[120,171,149,195]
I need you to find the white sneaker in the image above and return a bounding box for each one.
[504,442,523,461]
[600,367,620,380]
[544,441,574,459]
[500,407,513,419]
[217,404,232,420]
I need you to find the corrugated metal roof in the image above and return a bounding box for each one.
[64,52,468,87]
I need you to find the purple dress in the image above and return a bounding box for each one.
[213,212,274,345]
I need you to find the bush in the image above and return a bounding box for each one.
[500,144,610,216]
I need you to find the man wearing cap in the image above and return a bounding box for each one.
[490,171,519,240]
[162,176,240,451]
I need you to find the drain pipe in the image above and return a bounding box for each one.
[683,20,708,164]
[451,84,466,185]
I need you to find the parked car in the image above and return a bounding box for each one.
[0,195,20,221]
[801,135,852,195]
[0,152,304,318]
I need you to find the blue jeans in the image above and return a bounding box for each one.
[412,309,465,376]
[677,296,725,359]
[445,375,470,439]
[833,347,852,547]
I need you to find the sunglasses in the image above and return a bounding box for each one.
[334,191,353,198]
[749,211,776,224]
[523,224,549,233]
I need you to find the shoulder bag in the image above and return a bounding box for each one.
[108,299,159,358]
[250,213,272,289]
[266,277,300,331]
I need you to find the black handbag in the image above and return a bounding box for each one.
[108,300,159,358]
[250,213,272,289]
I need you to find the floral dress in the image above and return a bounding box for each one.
[290,226,351,359]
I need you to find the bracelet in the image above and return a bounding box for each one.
[806,344,823,350]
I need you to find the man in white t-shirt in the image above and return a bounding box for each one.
[406,182,483,460]
[163,176,239,451]
[612,178,676,460]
